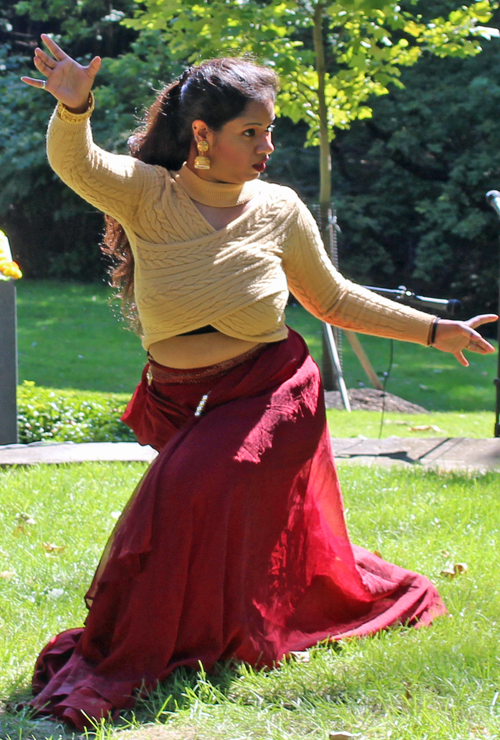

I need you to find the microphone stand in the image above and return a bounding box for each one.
[362,285,461,316]
[486,191,500,437]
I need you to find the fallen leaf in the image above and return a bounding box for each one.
[409,424,442,432]
[0,571,15,580]
[42,542,65,553]
[289,650,310,663]
[329,732,353,740]
[112,728,196,740]
[440,562,468,579]
[440,567,456,579]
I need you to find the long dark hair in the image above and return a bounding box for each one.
[101,57,279,327]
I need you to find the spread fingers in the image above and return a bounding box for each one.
[466,335,495,354]
[35,47,57,70]
[34,56,52,76]
[40,33,68,61]
[466,313,498,330]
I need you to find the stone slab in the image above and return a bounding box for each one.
[0,437,499,472]
[0,279,18,445]
[0,441,158,466]
[332,436,500,473]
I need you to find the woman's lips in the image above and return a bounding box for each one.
[252,161,267,172]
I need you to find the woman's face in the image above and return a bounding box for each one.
[189,98,275,184]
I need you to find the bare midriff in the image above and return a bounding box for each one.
[148,333,262,369]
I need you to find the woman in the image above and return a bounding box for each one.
[21,36,496,730]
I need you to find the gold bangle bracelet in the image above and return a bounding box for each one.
[56,91,95,124]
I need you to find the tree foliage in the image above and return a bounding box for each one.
[125,0,496,227]
[126,0,494,140]
[329,32,500,316]
[123,0,500,314]
[1,0,500,316]
[0,0,180,280]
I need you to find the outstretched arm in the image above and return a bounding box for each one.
[20,35,156,227]
[284,197,498,364]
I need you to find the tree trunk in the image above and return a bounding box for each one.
[313,3,332,242]
[313,4,337,390]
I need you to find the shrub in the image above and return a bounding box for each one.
[17,381,136,444]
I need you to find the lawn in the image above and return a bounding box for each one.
[0,462,499,740]
[14,281,499,439]
[284,302,498,413]
[3,282,499,739]
[16,281,145,394]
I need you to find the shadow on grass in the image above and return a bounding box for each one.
[2,644,349,740]
[2,663,244,740]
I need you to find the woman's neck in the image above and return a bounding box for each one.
[175,163,260,208]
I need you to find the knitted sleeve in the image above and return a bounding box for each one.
[46,107,158,228]
[283,198,435,346]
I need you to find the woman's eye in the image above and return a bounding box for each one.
[243,125,274,137]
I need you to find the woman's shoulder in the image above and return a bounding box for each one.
[136,163,179,195]
[258,180,303,209]
[258,181,316,228]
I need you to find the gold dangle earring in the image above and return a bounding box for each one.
[194,140,210,170]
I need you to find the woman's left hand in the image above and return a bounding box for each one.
[433,314,498,366]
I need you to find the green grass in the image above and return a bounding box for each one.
[0,463,499,739]
[13,281,499,442]
[17,281,498,410]
[285,302,499,413]
[286,303,498,437]
[16,281,144,394]
[4,286,499,740]
[326,409,496,439]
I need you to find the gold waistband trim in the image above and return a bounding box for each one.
[146,343,267,385]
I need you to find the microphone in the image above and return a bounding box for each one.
[363,285,461,315]
[486,190,500,221]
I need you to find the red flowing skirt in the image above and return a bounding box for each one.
[30,329,445,729]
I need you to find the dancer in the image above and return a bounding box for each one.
[21,35,496,730]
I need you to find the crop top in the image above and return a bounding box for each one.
[46,104,436,351]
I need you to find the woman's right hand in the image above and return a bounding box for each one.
[21,34,101,112]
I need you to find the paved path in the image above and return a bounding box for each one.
[1,437,499,473]
[0,441,157,466]
[331,436,500,473]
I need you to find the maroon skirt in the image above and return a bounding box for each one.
[30,329,445,729]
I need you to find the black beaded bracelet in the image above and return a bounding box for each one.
[429,317,441,346]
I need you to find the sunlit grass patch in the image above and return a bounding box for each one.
[1,463,499,739]
[17,282,498,414]
[326,409,495,439]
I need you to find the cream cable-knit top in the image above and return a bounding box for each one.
[46,106,435,350]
